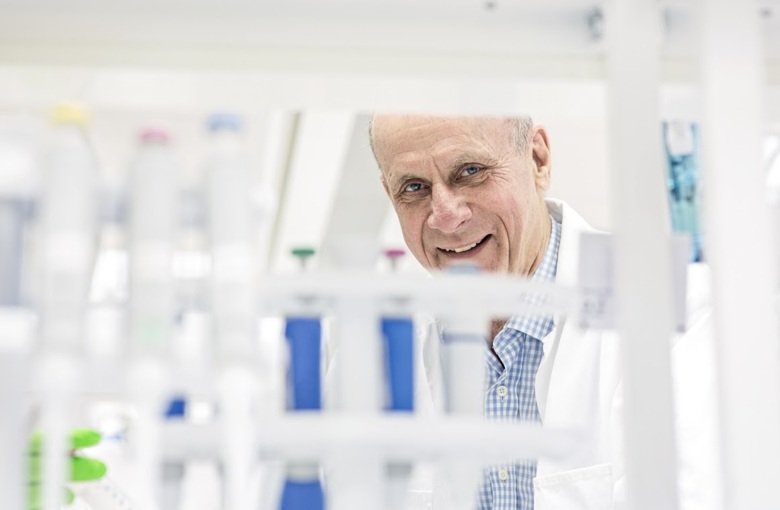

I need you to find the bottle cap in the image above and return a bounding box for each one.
[207,113,243,132]
[51,102,89,126]
[384,247,406,272]
[291,246,316,258]
[139,128,170,144]
[384,248,406,260]
[290,246,316,271]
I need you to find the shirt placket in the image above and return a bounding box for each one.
[491,334,524,509]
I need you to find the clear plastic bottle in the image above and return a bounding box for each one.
[205,113,260,510]
[127,128,177,359]
[37,102,98,510]
[39,103,98,353]
[126,127,179,510]
[204,113,256,363]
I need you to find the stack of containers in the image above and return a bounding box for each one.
[380,248,416,510]
[281,247,325,510]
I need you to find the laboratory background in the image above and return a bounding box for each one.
[1,1,780,510]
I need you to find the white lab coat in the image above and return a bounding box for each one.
[415,199,720,510]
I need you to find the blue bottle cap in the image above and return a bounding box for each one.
[164,397,187,418]
[207,113,243,132]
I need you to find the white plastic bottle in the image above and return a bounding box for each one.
[204,113,261,510]
[204,113,256,364]
[37,102,99,510]
[39,104,98,354]
[128,128,176,360]
[126,127,178,510]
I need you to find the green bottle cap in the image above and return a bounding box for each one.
[291,246,316,271]
[291,247,316,259]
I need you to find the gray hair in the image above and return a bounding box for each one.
[510,116,534,155]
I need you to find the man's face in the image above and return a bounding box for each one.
[372,115,551,275]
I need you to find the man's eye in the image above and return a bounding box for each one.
[461,165,482,177]
[403,182,425,193]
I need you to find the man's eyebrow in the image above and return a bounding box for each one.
[386,150,499,185]
[389,173,422,186]
[449,152,500,170]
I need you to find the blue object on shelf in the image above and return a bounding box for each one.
[280,479,325,510]
[285,317,322,411]
[282,318,325,509]
[206,112,243,132]
[382,317,414,412]
[164,397,187,418]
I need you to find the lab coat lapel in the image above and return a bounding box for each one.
[537,200,606,471]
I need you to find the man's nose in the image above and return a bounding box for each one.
[426,186,471,233]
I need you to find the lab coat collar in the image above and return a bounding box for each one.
[535,199,600,420]
[537,198,597,351]
[544,198,597,290]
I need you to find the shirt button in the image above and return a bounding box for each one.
[496,385,508,399]
[498,468,509,481]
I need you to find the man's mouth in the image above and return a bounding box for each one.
[438,234,491,256]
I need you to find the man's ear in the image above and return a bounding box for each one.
[531,126,551,191]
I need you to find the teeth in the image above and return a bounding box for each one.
[446,240,480,253]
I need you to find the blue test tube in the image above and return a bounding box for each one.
[280,247,325,510]
[381,248,414,412]
[284,316,322,411]
[280,479,325,510]
[382,318,414,412]
[381,249,415,510]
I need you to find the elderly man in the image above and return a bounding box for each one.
[369,115,716,510]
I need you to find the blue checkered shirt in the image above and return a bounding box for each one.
[478,216,561,510]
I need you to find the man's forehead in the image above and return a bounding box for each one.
[372,115,513,168]
[373,114,509,141]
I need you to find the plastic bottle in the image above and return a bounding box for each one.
[127,127,178,510]
[128,127,176,358]
[37,102,98,510]
[205,113,260,510]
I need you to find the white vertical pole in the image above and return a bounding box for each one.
[605,2,679,509]
[328,296,384,510]
[700,1,780,508]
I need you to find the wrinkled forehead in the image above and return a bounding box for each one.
[371,115,516,173]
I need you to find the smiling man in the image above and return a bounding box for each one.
[371,116,551,276]
[369,114,718,510]
[369,114,621,510]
